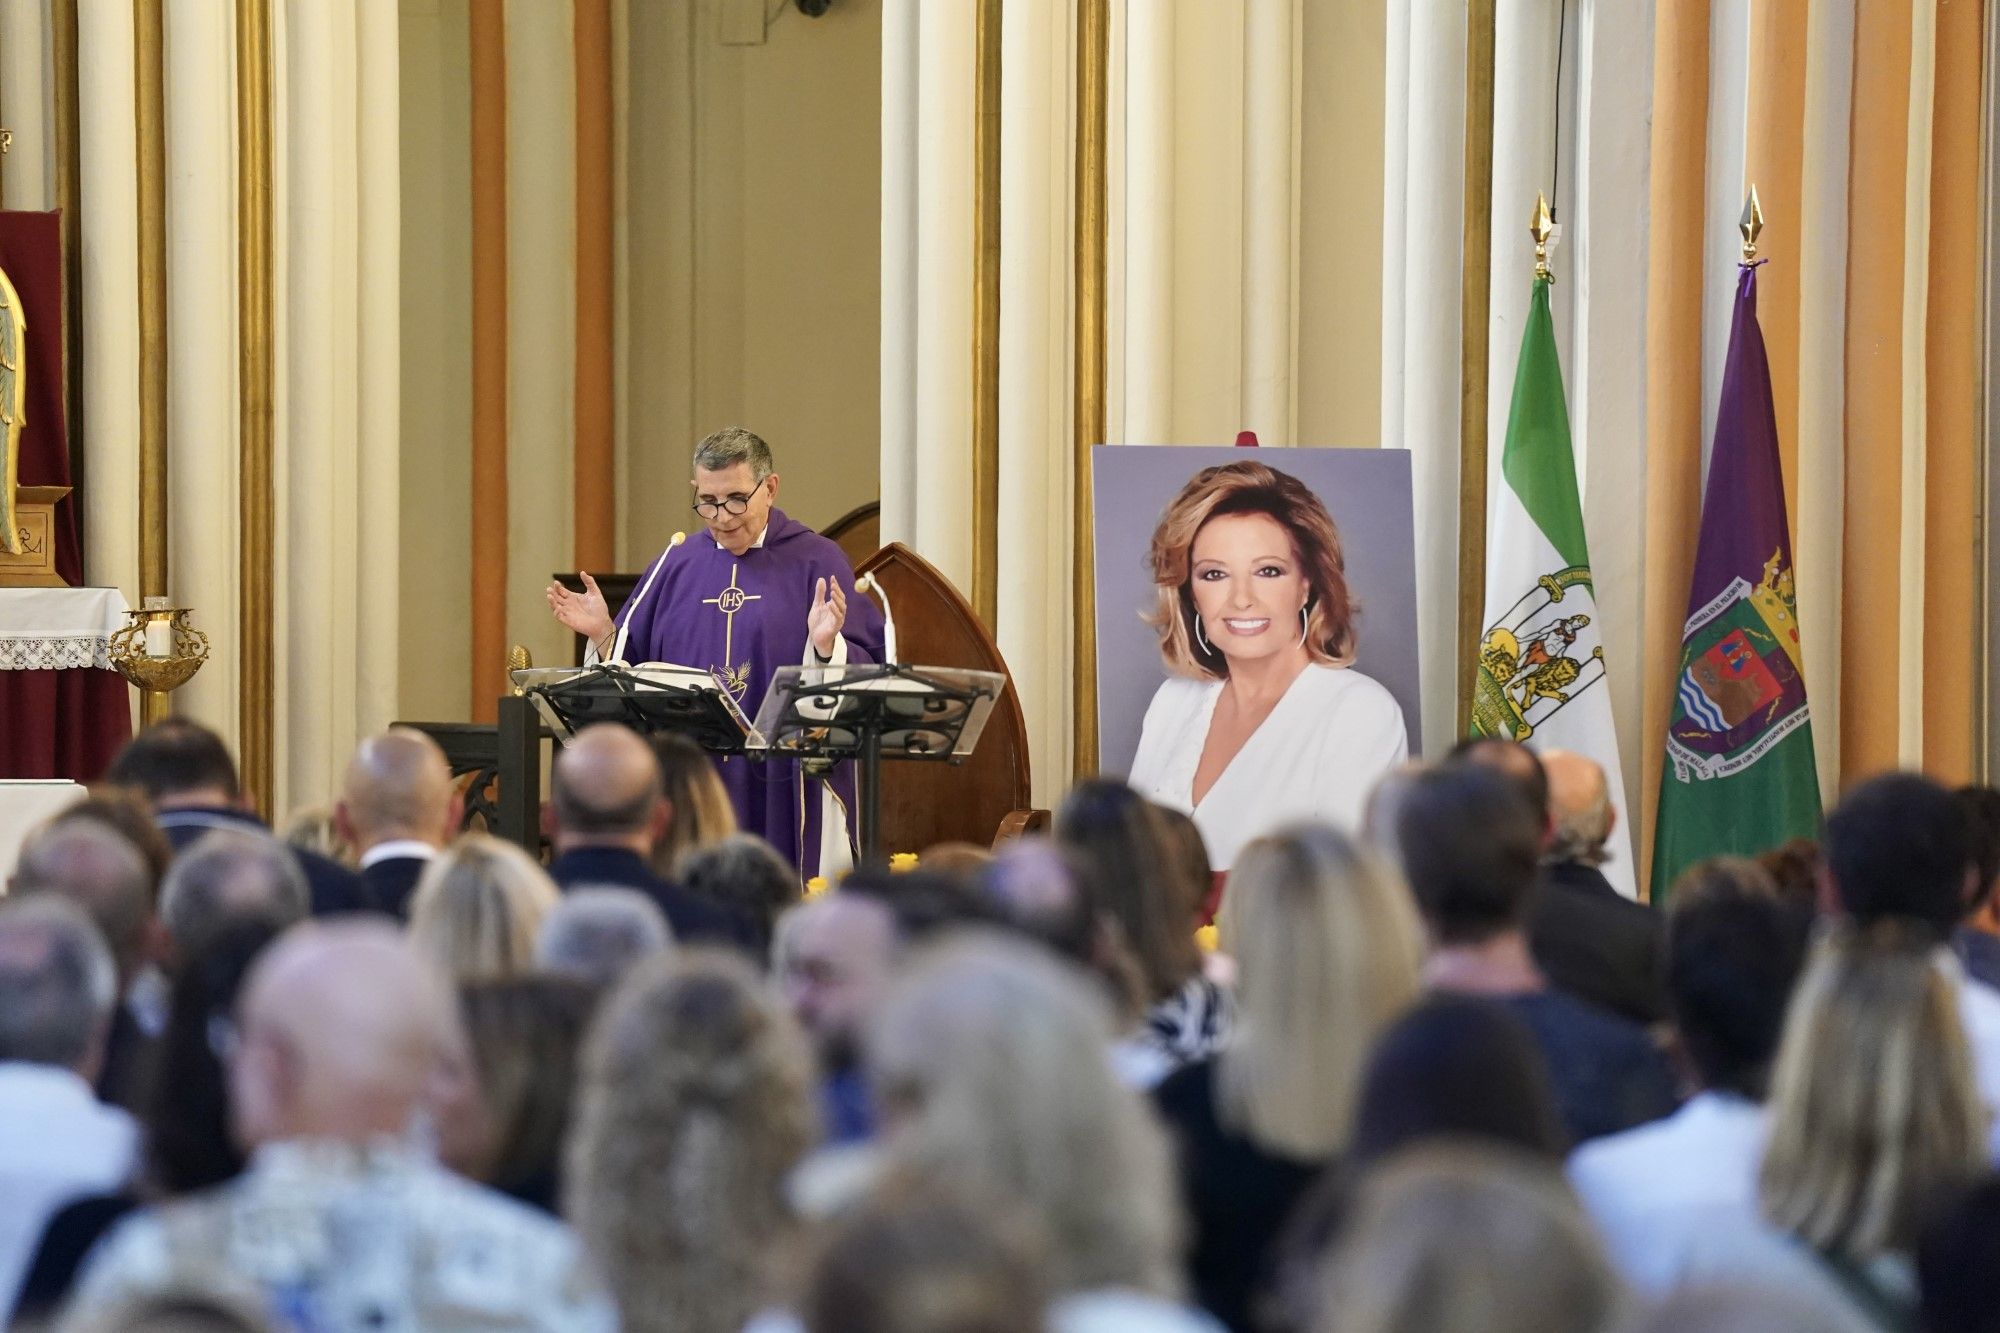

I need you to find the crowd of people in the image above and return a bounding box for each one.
[4,718,2000,1333]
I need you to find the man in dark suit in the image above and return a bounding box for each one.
[544,724,748,947]
[1529,750,1664,1025]
[333,729,461,920]
[104,720,375,918]
[1452,738,1664,1027]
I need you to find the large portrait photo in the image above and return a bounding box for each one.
[1093,446,1422,870]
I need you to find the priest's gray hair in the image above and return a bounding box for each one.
[693,426,774,481]
[0,895,119,1070]
[536,886,673,990]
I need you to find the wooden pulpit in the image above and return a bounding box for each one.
[854,541,1042,852]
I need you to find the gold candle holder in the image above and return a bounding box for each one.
[109,600,210,724]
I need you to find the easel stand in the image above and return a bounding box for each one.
[752,662,1004,862]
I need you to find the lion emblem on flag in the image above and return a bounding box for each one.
[1472,567,1607,742]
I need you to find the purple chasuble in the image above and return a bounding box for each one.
[612,509,884,876]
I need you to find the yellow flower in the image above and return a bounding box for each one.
[889,852,920,873]
[1195,924,1220,953]
[804,876,830,899]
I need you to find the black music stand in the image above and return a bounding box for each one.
[751,662,1006,862]
[510,664,757,755]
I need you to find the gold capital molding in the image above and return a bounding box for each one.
[1072,0,1107,779]
[970,0,1001,632]
[1455,0,1497,736]
[133,0,168,724]
[238,0,275,816]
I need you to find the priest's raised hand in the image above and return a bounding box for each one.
[808,575,848,659]
[546,572,614,657]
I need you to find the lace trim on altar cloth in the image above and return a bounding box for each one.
[0,636,116,671]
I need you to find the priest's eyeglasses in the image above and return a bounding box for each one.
[693,494,755,519]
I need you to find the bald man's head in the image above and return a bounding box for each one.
[337,728,459,850]
[1543,749,1614,866]
[229,920,460,1148]
[11,818,155,981]
[548,724,667,849]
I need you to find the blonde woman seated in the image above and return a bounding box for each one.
[1755,923,1988,1326]
[648,733,739,879]
[869,935,1220,1332]
[1151,823,1423,1332]
[406,834,560,981]
[568,950,816,1333]
[1127,461,1407,872]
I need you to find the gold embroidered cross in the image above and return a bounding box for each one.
[702,565,762,684]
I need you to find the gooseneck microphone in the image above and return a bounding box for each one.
[856,572,897,665]
[597,531,686,664]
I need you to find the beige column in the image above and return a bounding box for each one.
[1896,0,1936,763]
[1120,0,1173,444]
[879,0,920,545]
[997,0,1071,802]
[271,0,400,813]
[1240,0,1297,444]
[1701,3,1752,471]
[0,0,55,208]
[276,0,360,812]
[1380,1,1409,456]
[1794,0,1855,798]
[162,0,239,743]
[503,0,576,671]
[356,0,400,735]
[76,0,140,604]
[1570,0,1654,866]
[912,0,975,589]
[1393,2,1466,757]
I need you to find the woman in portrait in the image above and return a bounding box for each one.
[1127,461,1408,871]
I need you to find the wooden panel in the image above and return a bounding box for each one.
[822,500,881,572]
[855,541,1037,852]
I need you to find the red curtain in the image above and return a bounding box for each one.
[0,668,131,781]
[0,210,81,585]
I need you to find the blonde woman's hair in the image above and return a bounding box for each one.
[568,948,817,1333]
[651,733,739,875]
[867,933,1185,1300]
[1316,1143,1627,1333]
[1759,923,1987,1262]
[406,833,559,982]
[1218,823,1424,1159]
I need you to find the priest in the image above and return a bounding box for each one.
[545,426,884,877]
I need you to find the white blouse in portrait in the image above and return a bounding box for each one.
[1126,663,1409,871]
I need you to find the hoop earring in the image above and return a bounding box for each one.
[1195,614,1213,655]
[1298,601,1315,648]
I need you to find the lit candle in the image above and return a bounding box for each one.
[145,618,173,658]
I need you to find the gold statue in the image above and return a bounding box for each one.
[0,260,24,555]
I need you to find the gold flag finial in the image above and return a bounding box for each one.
[507,643,531,695]
[1530,191,1555,282]
[1740,185,1763,262]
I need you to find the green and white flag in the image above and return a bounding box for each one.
[1470,274,1637,896]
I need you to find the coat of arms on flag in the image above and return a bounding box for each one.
[1472,566,1609,742]
[1665,550,1809,782]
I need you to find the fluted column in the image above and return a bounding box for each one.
[1240,0,1296,444]
[879,0,920,546]
[163,0,239,744]
[76,0,141,606]
[911,1,976,591]
[273,0,401,814]
[1120,0,1173,444]
[1388,3,1466,757]
[997,0,1071,802]
[0,0,55,208]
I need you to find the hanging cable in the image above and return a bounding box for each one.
[1550,0,1568,221]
